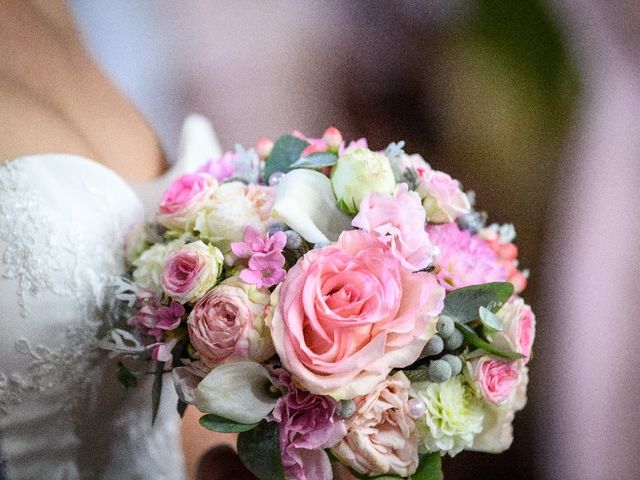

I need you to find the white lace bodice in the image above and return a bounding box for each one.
[0,115,221,480]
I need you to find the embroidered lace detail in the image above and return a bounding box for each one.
[0,321,101,415]
[0,157,126,414]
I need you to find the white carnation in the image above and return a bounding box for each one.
[414,376,484,456]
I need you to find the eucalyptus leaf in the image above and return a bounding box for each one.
[479,306,503,331]
[411,452,442,480]
[262,135,309,183]
[289,151,337,169]
[441,283,514,324]
[455,323,524,360]
[237,421,285,480]
[199,414,259,433]
[151,361,163,425]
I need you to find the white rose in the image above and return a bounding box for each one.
[195,182,265,248]
[330,148,396,214]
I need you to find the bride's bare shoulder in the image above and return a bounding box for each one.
[0,0,166,179]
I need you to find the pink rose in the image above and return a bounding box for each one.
[331,372,419,477]
[187,276,275,368]
[401,154,470,223]
[468,357,521,405]
[161,241,223,304]
[270,230,445,399]
[470,367,529,453]
[157,173,217,230]
[494,297,535,363]
[352,184,436,271]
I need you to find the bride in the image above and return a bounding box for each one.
[0,2,247,479]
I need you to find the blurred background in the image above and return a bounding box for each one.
[70,1,640,479]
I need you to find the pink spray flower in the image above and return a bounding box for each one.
[231,226,287,288]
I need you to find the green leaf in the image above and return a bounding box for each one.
[441,282,514,324]
[289,151,338,169]
[455,322,524,360]
[336,196,358,215]
[411,452,442,480]
[199,414,260,433]
[151,361,163,425]
[479,306,503,331]
[238,421,285,480]
[262,135,309,183]
[117,361,138,389]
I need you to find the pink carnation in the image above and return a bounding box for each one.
[352,184,436,271]
[427,223,507,291]
[270,369,347,480]
[270,230,445,399]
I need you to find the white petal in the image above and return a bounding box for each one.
[272,169,351,244]
[195,362,277,424]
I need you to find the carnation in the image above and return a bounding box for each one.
[428,223,507,291]
[414,376,484,456]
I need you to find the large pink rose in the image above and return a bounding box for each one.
[161,241,223,304]
[352,184,436,271]
[187,276,275,367]
[331,372,419,477]
[157,173,217,230]
[270,230,445,399]
[468,357,521,405]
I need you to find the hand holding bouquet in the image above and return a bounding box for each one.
[105,127,535,480]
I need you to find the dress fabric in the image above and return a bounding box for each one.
[0,154,184,480]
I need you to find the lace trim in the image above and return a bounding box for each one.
[0,157,126,414]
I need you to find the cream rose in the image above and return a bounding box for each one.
[331,372,420,477]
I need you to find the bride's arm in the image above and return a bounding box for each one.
[0,0,164,180]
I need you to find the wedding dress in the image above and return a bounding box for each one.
[0,115,220,479]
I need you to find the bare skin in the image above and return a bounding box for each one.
[0,0,164,179]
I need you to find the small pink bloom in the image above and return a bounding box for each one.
[256,137,274,159]
[150,338,179,365]
[331,372,419,477]
[157,173,217,230]
[352,184,436,271]
[197,151,238,182]
[322,126,343,150]
[270,369,346,480]
[469,357,521,405]
[241,251,286,288]
[339,138,367,155]
[128,293,184,341]
[232,227,287,289]
[187,276,274,367]
[270,230,445,399]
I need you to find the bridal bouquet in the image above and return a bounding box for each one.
[105,127,535,480]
